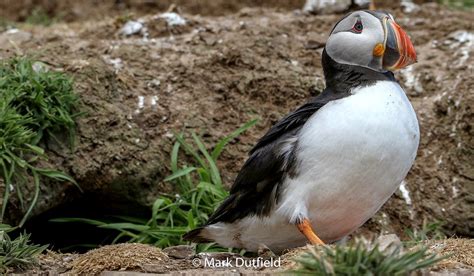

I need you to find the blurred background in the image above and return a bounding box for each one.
[1,0,473,22]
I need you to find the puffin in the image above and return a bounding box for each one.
[184,10,419,252]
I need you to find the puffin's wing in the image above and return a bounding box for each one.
[250,100,325,155]
[204,88,347,225]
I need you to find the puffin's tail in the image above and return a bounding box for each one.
[183,227,213,243]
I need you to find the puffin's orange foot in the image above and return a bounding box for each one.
[296,218,326,245]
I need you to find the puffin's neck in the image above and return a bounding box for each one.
[322,48,396,94]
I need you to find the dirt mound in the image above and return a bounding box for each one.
[427,239,474,271]
[71,243,168,275]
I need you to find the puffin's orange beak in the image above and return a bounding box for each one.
[383,19,417,70]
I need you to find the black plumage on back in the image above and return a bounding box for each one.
[183,49,396,242]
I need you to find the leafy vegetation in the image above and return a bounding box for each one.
[25,8,56,26]
[52,120,257,252]
[405,220,446,244]
[0,224,48,273]
[0,57,80,226]
[439,0,474,9]
[0,18,14,32]
[293,239,444,275]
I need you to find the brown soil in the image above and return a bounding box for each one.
[426,239,474,271]
[15,238,474,275]
[0,0,306,22]
[70,243,169,274]
[0,0,473,274]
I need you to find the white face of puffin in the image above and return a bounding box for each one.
[325,10,417,72]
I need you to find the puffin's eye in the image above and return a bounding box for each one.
[352,21,363,33]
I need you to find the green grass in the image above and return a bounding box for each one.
[0,58,79,145]
[52,119,257,252]
[293,239,444,275]
[0,224,48,273]
[439,0,474,9]
[0,18,14,32]
[25,8,55,26]
[0,56,80,227]
[405,220,446,244]
[292,222,448,275]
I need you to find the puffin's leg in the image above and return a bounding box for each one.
[296,218,326,245]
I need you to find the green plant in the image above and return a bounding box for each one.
[0,224,48,273]
[0,57,80,226]
[439,0,474,9]
[405,220,446,243]
[52,119,257,251]
[25,8,55,26]
[0,57,79,145]
[293,239,444,275]
[0,18,14,32]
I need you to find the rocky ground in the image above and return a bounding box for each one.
[0,0,473,274]
[16,238,474,275]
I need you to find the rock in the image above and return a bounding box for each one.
[304,40,325,50]
[196,252,243,263]
[303,0,351,14]
[303,0,371,14]
[401,0,421,13]
[156,12,186,26]
[102,272,151,276]
[375,234,403,255]
[32,61,50,73]
[120,20,144,36]
[0,29,32,49]
[163,245,195,259]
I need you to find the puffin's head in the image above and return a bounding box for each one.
[325,10,417,72]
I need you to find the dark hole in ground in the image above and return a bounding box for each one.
[20,193,150,253]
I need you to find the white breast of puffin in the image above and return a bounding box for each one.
[201,81,420,252]
[276,80,420,242]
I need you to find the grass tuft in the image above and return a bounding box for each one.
[439,0,474,9]
[0,57,79,146]
[52,119,257,252]
[405,220,446,243]
[0,56,80,226]
[293,239,444,275]
[25,8,55,26]
[0,224,48,273]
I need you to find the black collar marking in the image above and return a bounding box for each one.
[322,48,396,94]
